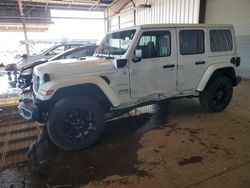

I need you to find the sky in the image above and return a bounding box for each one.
[0,9,105,54]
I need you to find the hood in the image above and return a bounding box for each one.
[34,57,115,78]
[20,59,48,71]
[17,54,49,70]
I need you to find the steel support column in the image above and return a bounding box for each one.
[18,0,30,56]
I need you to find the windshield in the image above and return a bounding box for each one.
[95,29,136,58]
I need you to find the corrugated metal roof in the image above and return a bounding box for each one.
[0,0,114,10]
[0,0,113,31]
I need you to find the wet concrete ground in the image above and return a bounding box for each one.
[0,79,250,188]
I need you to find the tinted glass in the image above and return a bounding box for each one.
[210,30,233,52]
[180,30,205,55]
[137,31,171,59]
[65,49,84,59]
[87,46,97,56]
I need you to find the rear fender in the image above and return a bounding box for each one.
[196,63,236,92]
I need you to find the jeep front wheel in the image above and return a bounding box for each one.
[199,75,233,112]
[47,96,104,151]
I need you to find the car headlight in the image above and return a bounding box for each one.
[42,73,51,83]
[21,68,33,76]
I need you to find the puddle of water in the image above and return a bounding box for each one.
[0,168,30,188]
[0,92,176,188]
[137,104,170,133]
[33,115,156,186]
[177,156,203,166]
[0,103,171,187]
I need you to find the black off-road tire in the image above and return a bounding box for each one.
[47,96,104,151]
[199,75,233,112]
[27,124,59,173]
[27,138,51,173]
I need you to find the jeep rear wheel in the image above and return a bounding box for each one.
[199,75,233,112]
[47,96,104,151]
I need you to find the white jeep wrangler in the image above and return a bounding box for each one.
[18,24,241,150]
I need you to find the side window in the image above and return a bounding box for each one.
[52,45,65,54]
[136,31,171,59]
[210,30,233,52]
[179,30,204,55]
[139,36,156,46]
[79,49,90,57]
[87,47,97,56]
[65,49,83,59]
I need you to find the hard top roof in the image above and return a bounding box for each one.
[109,23,234,33]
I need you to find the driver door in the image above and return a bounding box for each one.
[130,29,177,99]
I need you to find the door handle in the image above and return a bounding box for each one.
[163,64,175,69]
[195,61,206,65]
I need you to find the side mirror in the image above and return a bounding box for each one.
[113,59,127,69]
[132,49,142,63]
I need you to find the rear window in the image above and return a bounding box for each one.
[210,30,233,52]
[179,30,205,55]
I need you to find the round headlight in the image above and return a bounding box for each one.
[43,73,50,83]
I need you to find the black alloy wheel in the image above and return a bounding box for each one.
[200,75,233,112]
[61,108,97,142]
[47,96,104,150]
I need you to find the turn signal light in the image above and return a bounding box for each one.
[45,90,54,96]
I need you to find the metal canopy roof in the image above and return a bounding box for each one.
[0,23,50,32]
[0,0,115,10]
[0,0,116,31]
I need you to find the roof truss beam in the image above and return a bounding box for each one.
[107,0,132,17]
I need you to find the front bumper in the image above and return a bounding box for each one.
[18,89,39,121]
[18,87,32,102]
[18,99,39,121]
[18,90,50,122]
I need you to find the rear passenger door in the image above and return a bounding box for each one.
[177,28,208,92]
